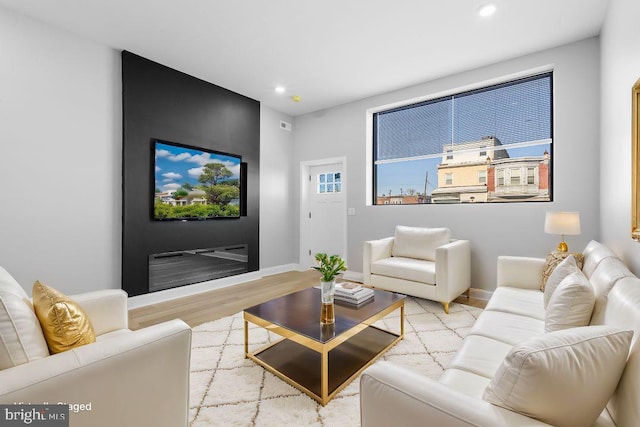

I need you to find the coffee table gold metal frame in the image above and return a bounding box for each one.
[244,288,404,406]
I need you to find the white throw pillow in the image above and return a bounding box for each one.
[543,255,579,309]
[545,270,595,332]
[0,291,50,370]
[483,326,632,427]
[0,266,29,300]
[391,226,450,261]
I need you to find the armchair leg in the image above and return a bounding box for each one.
[465,288,471,298]
[442,302,450,314]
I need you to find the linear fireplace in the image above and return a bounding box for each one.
[148,244,248,293]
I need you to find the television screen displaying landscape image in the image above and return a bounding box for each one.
[153,140,241,220]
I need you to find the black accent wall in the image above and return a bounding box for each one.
[122,51,260,297]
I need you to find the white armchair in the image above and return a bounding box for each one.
[363,226,470,313]
[0,266,192,427]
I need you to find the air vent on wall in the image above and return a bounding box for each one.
[280,121,292,132]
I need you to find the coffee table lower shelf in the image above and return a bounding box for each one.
[247,326,399,405]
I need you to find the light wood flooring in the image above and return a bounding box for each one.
[128,270,487,330]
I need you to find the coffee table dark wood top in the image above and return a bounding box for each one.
[244,286,405,405]
[245,287,404,343]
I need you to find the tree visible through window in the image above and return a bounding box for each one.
[373,72,553,204]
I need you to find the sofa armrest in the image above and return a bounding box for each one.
[435,240,471,303]
[496,256,546,289]
[0,319,191,427]
[363,237,394,284]
[361,362,552,427]
[72,289,128,335]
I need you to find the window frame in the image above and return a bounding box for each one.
[445,173,453,185]
[478,170,487,185]
[370,71,554,205]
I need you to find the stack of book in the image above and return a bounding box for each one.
[334,282,374,306]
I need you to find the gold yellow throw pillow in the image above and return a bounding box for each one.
[32,281,96,354]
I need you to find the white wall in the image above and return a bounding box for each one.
[293,38,601,290]
[0,7,122,295]
[259,106,295,268]
[599,0,640,274]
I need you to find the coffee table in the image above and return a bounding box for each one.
[243,286,405,405]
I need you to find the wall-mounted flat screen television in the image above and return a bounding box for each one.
[153,139,242,220]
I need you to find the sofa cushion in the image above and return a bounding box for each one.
[371,256,436,284]
[483,326,632,427]
[446,335,513,379]
[32,281,96,354]
[582,243,617,279]
[0,291,50,370]
[543,255,579,309]
[545,270,595,332]
[468,311,545,346]
[439,368,492,400]
[391,226,450,262]
[484,287,545,321]
[540,252,584,291]
[597,278,640,425]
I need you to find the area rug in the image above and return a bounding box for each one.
[189,297,482,427]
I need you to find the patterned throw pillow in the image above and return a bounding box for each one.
[540,252,584,292]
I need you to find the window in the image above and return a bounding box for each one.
[445,173,453,185]
[373,72,552,204]
[318,172,341,194]
[510,168,521,185]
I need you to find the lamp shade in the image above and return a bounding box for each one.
[544,211,581,235]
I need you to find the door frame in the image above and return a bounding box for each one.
[299,156,347,270]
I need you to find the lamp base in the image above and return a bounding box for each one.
[557,241,568,252]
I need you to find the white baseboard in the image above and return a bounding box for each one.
[293,263,307,272]
[260,263,298,277]
[294,267,363,283]
[128,264,298,309]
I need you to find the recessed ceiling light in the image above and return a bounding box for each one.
[275,86,286,93]
[478,3,497,17]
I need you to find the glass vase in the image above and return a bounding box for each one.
[320,279,335,324]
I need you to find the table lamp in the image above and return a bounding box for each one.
[544,211,581,252]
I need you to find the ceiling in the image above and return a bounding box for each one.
[0,0,610,116]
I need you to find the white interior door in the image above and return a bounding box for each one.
[305,163,346,267]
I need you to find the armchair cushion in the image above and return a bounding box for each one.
[0,291,49,369]
[483,326,632,427]
[391,226,450,261]
[32,281,96,354]
[371,256,436,284]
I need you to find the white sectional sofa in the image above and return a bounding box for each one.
[361,240,640,427]
[363,226,471,313]
[0,267,192,427]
